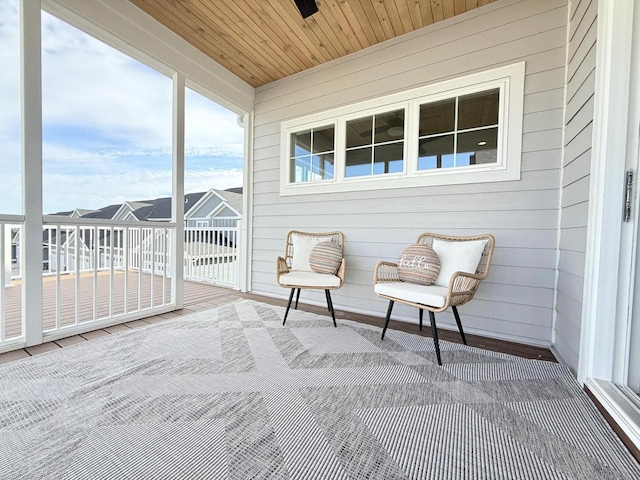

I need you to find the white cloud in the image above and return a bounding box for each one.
[0,1,245,214]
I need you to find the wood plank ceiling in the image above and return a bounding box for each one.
[129,0,498,87]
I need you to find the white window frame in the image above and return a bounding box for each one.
[280,63,525,196]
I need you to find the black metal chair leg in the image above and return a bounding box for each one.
[381,300,394,340]
[452,306,467,345]
[428,311,442,366]
[294,288,301,309]
[419,309,423,331]
[283,288,295,326]
[325,290,337,328]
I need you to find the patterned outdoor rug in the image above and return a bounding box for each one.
[1,300,639,479]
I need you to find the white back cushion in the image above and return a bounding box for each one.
[291,235,326,271]
[432,239,488,287]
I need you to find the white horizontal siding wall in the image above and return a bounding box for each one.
[252,0,568,346]
[554,0,597,369]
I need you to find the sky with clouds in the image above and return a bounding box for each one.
[0,0,244,215]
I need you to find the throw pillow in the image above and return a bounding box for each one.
[309,241,342,275]
[432,238,488,287]
[291,234,326,271]
[397,244,440,285]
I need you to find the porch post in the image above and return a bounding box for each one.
[241,112,253,293]
[21,0,44,346]
[171,72,185,309]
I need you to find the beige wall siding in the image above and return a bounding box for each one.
[251,0,569,346]
[554,0,597,370]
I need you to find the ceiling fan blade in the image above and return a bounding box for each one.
[360,125,391,138]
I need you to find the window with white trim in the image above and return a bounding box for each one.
[290,125,335,183]
[345,109,405,178]
[418,89,499,170]
[280,63,525,196]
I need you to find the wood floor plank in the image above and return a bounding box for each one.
[0,349,30,364]
[80,329,111,340]
[25,342,62,356]
[54,335,87,348]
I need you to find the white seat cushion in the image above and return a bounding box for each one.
[374,282,448,308]
[279,270,341,288]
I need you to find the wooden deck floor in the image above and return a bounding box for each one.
[0,277,557,364]
[3,270,208,338]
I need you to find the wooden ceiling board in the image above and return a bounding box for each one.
[454,0,467,15]
[317,1,362,53]
[134,0,269,85]
[191,1,297,77]
[393,0,416,33]
[129,0,497,87]
[406,0,424,31]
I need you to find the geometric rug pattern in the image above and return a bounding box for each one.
[1,299,638,479]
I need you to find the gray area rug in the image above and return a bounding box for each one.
[1,299,638,479]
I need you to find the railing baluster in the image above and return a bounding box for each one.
[75,225,80,325]
[47,226,52,274]
[110,227,114,318]
[93,225,98,321]
[138,227,142,311]
[124,227,129,314]
[56,227,61,330]
[0,223,6,343]
[150,227,155,309]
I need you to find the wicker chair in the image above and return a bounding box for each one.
[373,233,495,365]
[277,230,345,327]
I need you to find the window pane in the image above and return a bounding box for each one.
[419,99,455,137]
[457,128,498,166]
[374,109,404,144]
[418,135,454,170]
[291,156,311,182]
[345,147,372,177]
[313,126,334,153]
[346,116,372,148]
[0,0,21,214]
[291,130,311,157]
[458,88,499,130]
[312,154,334,180]
[291,154,334,183]
[373,142,403,174]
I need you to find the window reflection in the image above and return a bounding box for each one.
[418,89,499,171]
[289,125,335,183]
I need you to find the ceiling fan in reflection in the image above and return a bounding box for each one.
[360,114,404,138]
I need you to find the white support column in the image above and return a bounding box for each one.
[241,112,253,293]
[171,72,185,309]
[21,0,43,347]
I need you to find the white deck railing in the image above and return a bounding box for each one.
[41,217,175,336]
[0,215,24,349]
[184,226,239,287]
[0,218,241,351]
